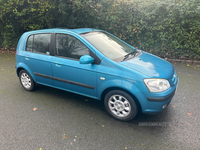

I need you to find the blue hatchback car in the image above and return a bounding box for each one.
[15,28,178,121]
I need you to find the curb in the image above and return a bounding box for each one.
[165,59,200,64]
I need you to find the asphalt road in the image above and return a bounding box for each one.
[0,53,200,150]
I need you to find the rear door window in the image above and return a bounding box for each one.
[26,34,51,55]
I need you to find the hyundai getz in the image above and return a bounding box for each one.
[15,28,178,121]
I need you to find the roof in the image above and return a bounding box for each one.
[69,28,101,34]
[25,28,102,35]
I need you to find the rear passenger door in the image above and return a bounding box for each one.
[22,33,54,86]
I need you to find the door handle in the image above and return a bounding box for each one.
[25,57,29,60]
[54,61,63,67]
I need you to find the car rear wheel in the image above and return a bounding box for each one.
[19,70,35,91]
[104,90,138,121]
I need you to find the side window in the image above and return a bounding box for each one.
[56,34,90,59]
[26,35,33,52]
[33,34,51,54]
[26,34,51,55]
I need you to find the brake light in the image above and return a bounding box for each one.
[15,51,17,55]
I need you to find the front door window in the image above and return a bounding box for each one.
[55,34,90,59]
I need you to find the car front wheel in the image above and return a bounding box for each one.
[19,70,35,91]
[104,90,138,121]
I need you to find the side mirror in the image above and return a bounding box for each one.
[79,55,94,64]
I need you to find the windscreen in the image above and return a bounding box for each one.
[81,32,136,61]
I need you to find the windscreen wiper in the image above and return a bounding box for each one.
[123,50,138,61]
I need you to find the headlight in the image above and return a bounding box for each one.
[143,79,170,92]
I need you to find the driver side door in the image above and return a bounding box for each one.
[51,33,98,99]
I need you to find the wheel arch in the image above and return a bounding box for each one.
[16,65,36,82]
[17,67,25,76]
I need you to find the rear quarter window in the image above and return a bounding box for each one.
[26,35,33,52]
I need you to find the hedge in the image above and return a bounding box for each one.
[0,0,200,60]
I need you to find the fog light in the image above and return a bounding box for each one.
[162,104,167,109]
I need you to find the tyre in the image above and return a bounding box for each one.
[104,90,138,121]
[19,70,35,91]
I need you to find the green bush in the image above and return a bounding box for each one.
[0,0,200,60]
[0,0,57,47]
[133,0,200,60]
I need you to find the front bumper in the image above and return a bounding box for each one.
[138,78,178,113]
[147,89,176,102]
